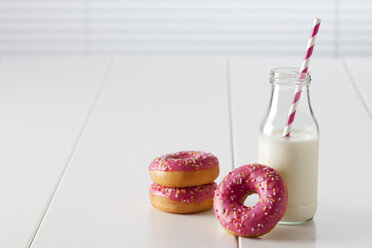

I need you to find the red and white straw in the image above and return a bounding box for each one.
[282,18,321,137]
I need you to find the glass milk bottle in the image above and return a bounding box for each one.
[258,67,319,225]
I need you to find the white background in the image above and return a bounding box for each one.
[0,0,371,57]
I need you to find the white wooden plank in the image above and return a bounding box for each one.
[343,57,372,119]
[0,59,111,248]
[230,57,372,247]
[30,57,236,248]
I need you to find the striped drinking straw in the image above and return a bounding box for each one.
[282,18,321,137]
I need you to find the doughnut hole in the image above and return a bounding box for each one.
[241,191,260,207]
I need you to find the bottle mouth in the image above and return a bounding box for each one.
[270,67,311,86]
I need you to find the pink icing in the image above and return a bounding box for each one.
[213,164,287,237]
[148,151,219,172]
[149,182,217,204]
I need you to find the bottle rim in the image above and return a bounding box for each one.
[270,67,311,86]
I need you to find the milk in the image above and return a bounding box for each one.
[258,130,318,224]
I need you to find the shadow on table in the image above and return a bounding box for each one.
[193,209,316,243]
[257,220,316,242]
[148,206,316,246]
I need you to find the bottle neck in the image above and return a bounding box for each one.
[260,83,318,137]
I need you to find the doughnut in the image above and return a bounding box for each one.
[149,151,219,187]
[213,164,287,237]
[149,182,217,213]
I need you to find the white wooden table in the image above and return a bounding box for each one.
[1,57,371,248]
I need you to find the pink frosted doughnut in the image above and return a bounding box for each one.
[149,182,217,213]
[149,151,219,187]
[214,164,287,237]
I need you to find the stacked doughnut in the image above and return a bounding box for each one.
[149,151,219,213]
